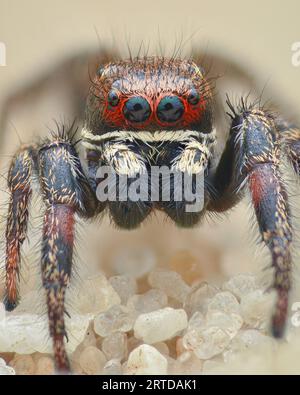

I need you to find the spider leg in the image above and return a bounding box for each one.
[4,145,37,310]
[38,133,97,372]
[3,129,98,372]
[275,118,300,174]
[209,105,292,337]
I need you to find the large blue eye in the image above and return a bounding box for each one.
[123,96,151,123]
[157,96,184,123]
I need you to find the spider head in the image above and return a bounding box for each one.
[85,57,213,133]
[83,57,216,228]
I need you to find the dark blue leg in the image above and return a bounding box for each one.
[209,103,292,338]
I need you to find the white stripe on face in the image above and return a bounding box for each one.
[81,127,216,146]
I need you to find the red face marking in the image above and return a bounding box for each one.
[103,91,207,130]
[89,58,212,132]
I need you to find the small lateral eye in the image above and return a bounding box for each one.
[187,89,200,105]
[108,90,120,107]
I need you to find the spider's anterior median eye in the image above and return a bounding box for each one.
[108,90,120,107]
[157,96,184,123]
[123,96,151,123]
[187,89,200,105]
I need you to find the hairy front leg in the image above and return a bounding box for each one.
[3,127,98,372]
[210,104,292,337]
[3,140,75,329]
[38,134,97,371]
[4,145,37,310]
[276,118,300,174]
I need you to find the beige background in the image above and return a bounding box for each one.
[0,0,299,147]
[0,0,299,104]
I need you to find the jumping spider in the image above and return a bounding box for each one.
[2,53,299,373]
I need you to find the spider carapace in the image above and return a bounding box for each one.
[3,55,299,372]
